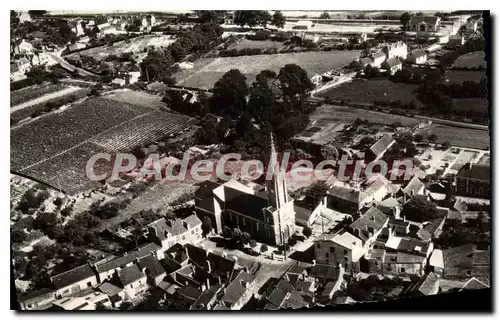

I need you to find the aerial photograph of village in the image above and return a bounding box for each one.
[10,9,490,311]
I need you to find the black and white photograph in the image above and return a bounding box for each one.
[8,8,491,312]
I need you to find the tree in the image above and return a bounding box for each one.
[303,226,313,238]
[196,11,221,24]
[441,141,451,149]
[319,11,330,19]
[271,11,286,28]
[202,216,213,236]
[195,116,219,145]
[249,239,257,248]
[210,69,249,116]
[11,228,27,243]
[428,133,438,143]
[140,49,174,82]
[260,244,268,253]
[414,134,423,143]
[233,11,271,28]
[247,72,277,124]
[401,195,441,223]
[278,64,313,104]
[305,181,328,208]
[400,12,413,30]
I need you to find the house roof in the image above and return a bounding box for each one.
[453,199,468,213]
[350,207,388,240]
[138,254,166,279]
[330,232,363,250]
[460,277,490,291]
[409,272,440,296]
[191,285,221,310]
[371,51,386,60]
[388,217,409,228]
[51,264,96,290]
[456,164,490,182]
[95,242,161,273]
[384,57,402,68]
[18,288,54,303]
[335,296,356,304]
[390,252,426,264]
[379,197,401,209]
[402,175,425,196]
[307,264,342,281]
[221,271,255,306]
[147,215,200,241]
[443,244,475,269]
[177,284,202,301]
[409,16,440,26]
[118,264,146,286]
[370,134,395,158]
[417,217,445,241]
[98,282,123,297]
[396,237,430,256]
[361,57,374,65]
[410,49,427,59]
[328,185,364,205]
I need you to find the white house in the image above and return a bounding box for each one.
[371,51,386,68]
[382,57,403,75]
[382,41,408,60]
[466,20,478,33]
[14,39,34,54]
[146,214,203,250]
[311,74,322,86]
[68,42,87,52]
[409,16,441,32]
[117,264,148,301]
[407,49,428,64]
[50,264,99,299]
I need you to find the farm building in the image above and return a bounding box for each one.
[382,41,408,60]
[382,57,402,75]
[409,16,441,32]
[371,51,386,67]
[407,49,428,64]
[455,163,490,199]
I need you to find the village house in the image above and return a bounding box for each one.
[417,217,446,242]
[18,288,55,310]
[360,57,375,69]
[382,41,408,60]
[116,264,148,301]
[18,11,32,23]
[466,19,479,33]
[443,244,490,280]
[194,143,296,246]
[51,291,111,310]
[455,163,490,199]
[224,11,234,25]
[401,175,426,199]
[98,282,126,308]
[293,20,314,30]
[409,16,441,32]
[370,51,386,68]
[137,254,167,287]
[68,42,86,52]
[407,49,428,64]
[218,270,256,310]
[429,248,444,276]
[146,214,203,250]
[14,39,34,54]
[403,272,440,297]
[449,34,466,46]
[50,264,99,299]
[460,277,490,291]
[382,57,403,75]
[311,74,322,86]
[190,285,223,310]
[261,277,309,310]
[368,133,395,161]
[326,185,369,214]
[71,19,85,36]
[377,197,403,219]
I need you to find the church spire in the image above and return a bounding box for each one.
[267,132,288,210]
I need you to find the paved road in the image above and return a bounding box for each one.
[10,86,82,113]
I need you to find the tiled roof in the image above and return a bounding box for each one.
[429,249,444,269]
[402,176,425,196]
[407,272,439,296]
[95,242,161,273]
[98,282,123,297]
[370,134,395,158]
[51,264,96,290]
[191,285,221,310]
[409,16,440,26]
[307,264,342,281]
[221,271,255,306]
[138,255,166,279]
[457,163,490,181]
[384,57,402,68]
[410,49,427,59]
[371,51,386,60]
[460,277,490,291]
[328,185,364,204]
[118,264,145,286]
[18,288,54,303]
[350,207,388,239]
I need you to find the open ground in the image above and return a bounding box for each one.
[174,50,360,89]
[452,51,486,69]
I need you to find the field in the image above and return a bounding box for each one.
[102,90,167,110]
[452,51,486,69]
[11,95,194,193]
[319,79,423,106]
[310,104,422,127]
[228,39,285,51]
[444,70,487,84]
[11,83,67,106]
[174,50,360,89]
[416,124,490,150]
[66,34,176,60]
[452,98,489,114]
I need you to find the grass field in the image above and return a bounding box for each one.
[416,124,490,149]
[319,79,423,107]
[103,90,167,110]
[452,51,486,69]
[174,50,360,89]
[452,98,489,114]
[66,35,176,60]
[10,83,67,106]
[228,39,285,51]
[444,70,487,84]
[310,104,422,127]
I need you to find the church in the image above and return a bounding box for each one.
[194,136,296,246]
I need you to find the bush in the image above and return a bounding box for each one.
[249,239,257,248]
[303,226,313,238]
[260,244,268,253]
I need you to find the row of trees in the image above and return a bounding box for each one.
[233,10,286,29]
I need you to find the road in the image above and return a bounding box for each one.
[10,86,83,113]
[47,52,96,77]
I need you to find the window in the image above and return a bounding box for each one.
[317,243,321,249]
[87,281,92,287]
[344,249,347,254]
[330,247,335,253]
[130,284,133,288]
[466,270,472,276]
[344,257,348,262]
[326,253,329,258]
[387,263,391,267]
[401,267,405,273]
[344,263,348,269]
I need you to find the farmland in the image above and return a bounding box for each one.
[228,39,286,51]
[66,34,176,61]
[11,83,67,106]
[452,98,489,114]
[416,124,490,150]
[102,90,167,110]
[11,96,194,193]
[318,79,423,107]
[310,104,422,127]
[444,70,487,84]
[452,51,486,69]
[174,50,360,89]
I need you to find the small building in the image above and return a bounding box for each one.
[311,74,322,86]
[370,51,386,67]
[429,248,444,276]
[455,163,490,199]
[466,20,478,33]
[293,20,314,30]
[18,288,55,310]
[443,244,490,280]
[51,264,99,299]
[377,197,403,219]
[190,285,222,310]
[382,41,408,60]
[382,57,402,76]
[97,282,125,308]
[68,42,86,52]
[417,217,446,242]
[327,185,368,214]
[146,214,203,250]
[407,49,428,64]
[449,34,465,46]
[369,133,395,161]
[401,175,425,199]
[219,271,256,310]
[14,39,34,54]
[360,57,375,69]
[403,272,440,297]
[409,16,441,32]
[137,254,167,287]
[224,11,234,25]
[459,277,490,291]
[117,264,148,301]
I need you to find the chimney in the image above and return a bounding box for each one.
[164,230,169,238]
[218,276,222,285]
[206,278,210,289]
[312,259,316,266]
[141,267,147,274]
[207,260,212,273]
[201,284,207,292]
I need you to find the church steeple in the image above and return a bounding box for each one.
[267,133,288,209]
